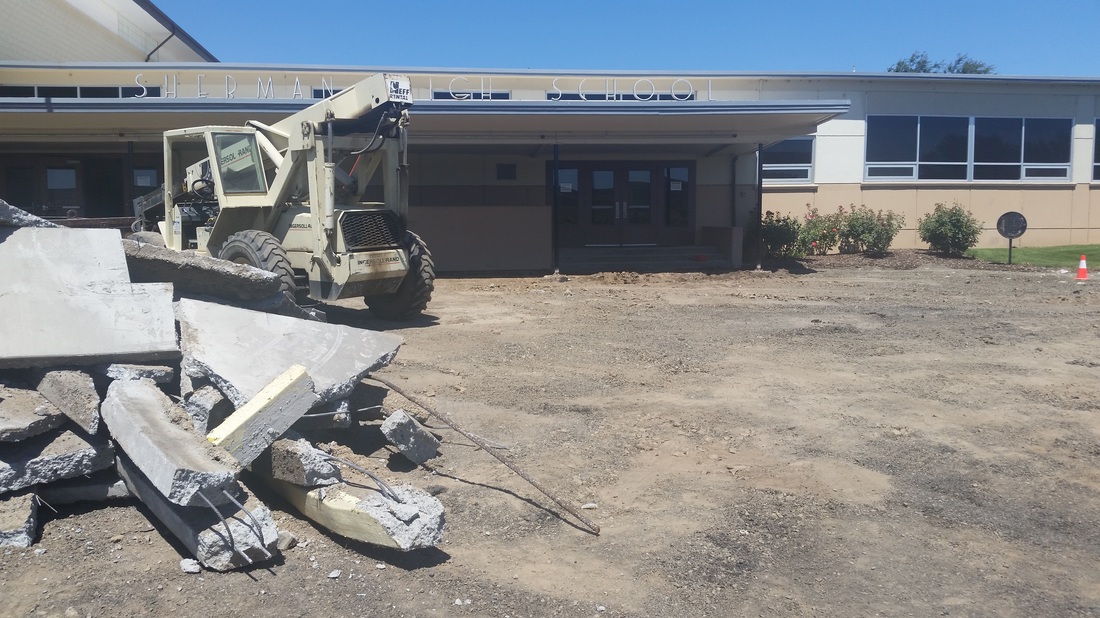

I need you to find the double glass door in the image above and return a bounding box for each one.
[553,161,693,248]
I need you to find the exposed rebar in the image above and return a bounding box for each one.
[198,492,250,565]
[321,453,404,503]
[221,490,272,560]
[370,374,600,535]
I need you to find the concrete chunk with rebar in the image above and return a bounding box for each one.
[117,454,279,571]
[0,488,38,547]
[101,379,240,507]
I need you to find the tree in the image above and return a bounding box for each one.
[888,52,995,74]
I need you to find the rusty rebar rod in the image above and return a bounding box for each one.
[370,374,600,535]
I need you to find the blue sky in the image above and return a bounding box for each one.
[155,0,1099,76]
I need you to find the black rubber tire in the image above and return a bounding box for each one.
[218,230,297,298]
[365,230,435,320]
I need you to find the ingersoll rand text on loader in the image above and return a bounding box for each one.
[132,73,433,319]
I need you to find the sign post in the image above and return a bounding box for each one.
[996,212,1027,265]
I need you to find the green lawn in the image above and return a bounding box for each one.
[966,244,1100,269]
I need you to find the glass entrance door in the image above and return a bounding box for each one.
[582,165,657,246]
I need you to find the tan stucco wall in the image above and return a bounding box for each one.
[764,185,1100,249]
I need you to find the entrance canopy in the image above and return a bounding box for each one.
[411,99,850,154]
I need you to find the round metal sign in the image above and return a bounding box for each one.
[997,211,1027,239]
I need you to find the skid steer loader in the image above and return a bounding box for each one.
[132,73,432,320]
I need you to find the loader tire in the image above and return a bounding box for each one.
[219,230,297,298]
[365,230,435,320]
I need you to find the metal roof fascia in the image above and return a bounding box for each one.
[129,0,219,62]
[412,100,852,116]
[0,98,851,117]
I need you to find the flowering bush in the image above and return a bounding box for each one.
[760,211,803,258]
[917,201,983,256]
[798,205,844,255]
[838,206,904,256]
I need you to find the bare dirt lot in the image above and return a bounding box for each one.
[3,251,1099,617]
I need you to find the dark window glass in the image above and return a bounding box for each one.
[762,139,812,165]
[590,170,615,225]
[46,167,79,207]
[762,168,811,180]
[975,118,1022,163]
[919,117,968,162]
[1024,118,1071,163]
[974,165,1020,180]
[80,86,120,98]
[918,164,967,180]
[0,86,35,97]
[496,163,517,181]
[555,168,579,225]
[626,170,651,224]
[1023,167,1069,178]
[1095,120,1100,181]
[866,116,918,162]
[122,86,160,97]
[867,166,915,177]
[38,86,78,98]
[433,91,510,100]
[665,167,689,227]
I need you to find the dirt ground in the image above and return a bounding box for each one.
[3,250,1099,617]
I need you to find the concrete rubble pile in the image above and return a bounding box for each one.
[0,200,444,570]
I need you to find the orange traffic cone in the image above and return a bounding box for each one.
[1076,255,1089,281]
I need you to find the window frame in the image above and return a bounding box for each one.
[865,114,1073,183]
[761,137,814,185]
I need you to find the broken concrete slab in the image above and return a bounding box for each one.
[0,488,38,547]
[0,381,66,442]
[31,369,101,435]
[99,363,175,385]
[207,365,319,467]
[116,455,279,571]
[0,281,179,370]
[177,298,403,408]
[101,379,240,507]
[265,479,443,551]
[250,434,342,487]
[182,385,234,434]
[0,227,179,370]
[122,238,282,301]
[37,469,131,505]
[0,427,114,493]
[381,409,441,464]
[1,227,131,290]
[0,199,58,228]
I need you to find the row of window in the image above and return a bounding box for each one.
[763,118,1100,184]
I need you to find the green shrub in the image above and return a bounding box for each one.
[917,202,983,256]
[798,205,844,255]
[837,205,904,256]
[760,211,803,258]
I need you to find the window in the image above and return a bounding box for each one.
[665,167,690,226]
[555,168,579,225]
[496,163,517,181]
[433,91,510,100]
[866,115,1072,181]
[212,133,266,194]
[762,138,813,183]
[1095,120,1100,181]
[46,167,79,207]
